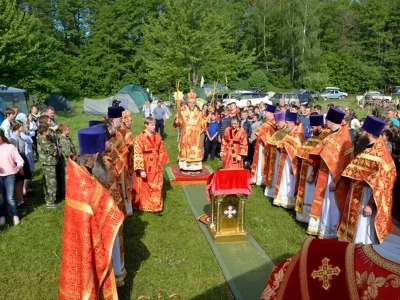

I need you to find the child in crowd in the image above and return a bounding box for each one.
[0,108,16,138]
[203,112,219,161]
[381,129,393,153]
[57,124,77,198]
[0,128,24,226]
[9,120,32,210]
[37,124,59,208]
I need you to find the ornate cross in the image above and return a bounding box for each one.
[223,206,237,219]
[311,257,341,290]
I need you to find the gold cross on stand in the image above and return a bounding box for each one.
[311,257,341,290]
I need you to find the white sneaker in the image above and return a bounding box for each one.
[0,216,5,226]
[13,216,20,226]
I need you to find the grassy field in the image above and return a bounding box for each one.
[0,98,364,299]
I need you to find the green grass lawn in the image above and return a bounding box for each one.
[0,99,366,299]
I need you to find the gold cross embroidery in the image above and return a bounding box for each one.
[311,257,341,290]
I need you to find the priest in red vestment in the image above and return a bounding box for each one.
[220,116,248,169]
[251,104,277,185]
[90,121,127,287]
[307,107,353,238]
[108,106,133,216]
[338,115,396,244]
[260,173,400,300]
[59,127,124,300]
[133,117,169,214]
[273,111,305,209]
[264,112,287,198]
[294,114,330,223]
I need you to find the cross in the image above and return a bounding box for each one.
[223,206,237,219]
[311,258,341,290]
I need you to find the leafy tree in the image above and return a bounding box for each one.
[0,0,39,84]
[138,0,256,93]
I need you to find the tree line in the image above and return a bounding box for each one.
[1,0,399,100]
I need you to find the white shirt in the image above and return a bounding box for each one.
[0,119,12,139]
[372,234,400,264]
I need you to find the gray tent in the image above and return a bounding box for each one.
[83,84,151,115]
[83,93,141,115]
[0,85,29,115]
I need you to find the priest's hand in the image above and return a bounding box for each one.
[140,171,147,178]
[363,205,373,216]
[307,175,314,183]
[237,155,242,161]
[329,181,336,191]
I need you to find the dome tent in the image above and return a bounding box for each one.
[118,84,152,111]
[83,84,151,115]
[44,94,73,112]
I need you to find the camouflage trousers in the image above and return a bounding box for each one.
[42,165,57,205]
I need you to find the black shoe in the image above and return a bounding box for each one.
[17,202,32,210]
[153,211,162,216]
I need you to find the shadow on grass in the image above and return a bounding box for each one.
[118,211,150,300]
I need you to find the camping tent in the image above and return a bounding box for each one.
[44,94,73,112]
[118,84,151,110]
[83,84,152,115]
[83,93,141,115]
[0,85,29,114]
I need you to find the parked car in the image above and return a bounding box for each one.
[320,88,347,100]
[270,92,300,107]
[297,89,319,100]
[323,87,348,97]
[297,94,314,107]
[356,91,391,106]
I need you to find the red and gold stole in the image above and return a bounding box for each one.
[309,125,354,218]
[59,159,124,300]
[119,122,134,174]
[295,129,330,213]
[338,137,396,243]
[264,127,287,188]
[104,154,125,213]
[251,120,277,178]
[273,124,305,197]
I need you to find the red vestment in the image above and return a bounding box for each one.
[133,131,169,212]
[59,158,124,300]
[175,107,207,164]
[338,136,396,243]
[260,238,400,300]
[309,125,354,219]
[250,119,277,182]
[221,126,248,169]
[294,129,331,214]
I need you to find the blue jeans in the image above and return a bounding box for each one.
[0,175,18,216]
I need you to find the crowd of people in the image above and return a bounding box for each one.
[0,105,76,226]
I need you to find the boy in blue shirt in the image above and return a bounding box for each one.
[203,112,219,161]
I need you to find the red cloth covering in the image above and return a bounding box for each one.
[206,169,252,201]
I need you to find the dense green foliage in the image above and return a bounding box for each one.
[2,0,400,99]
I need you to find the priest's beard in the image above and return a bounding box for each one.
[92,154,110,186]
[285,127,293,133]
[354,135,370,157]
